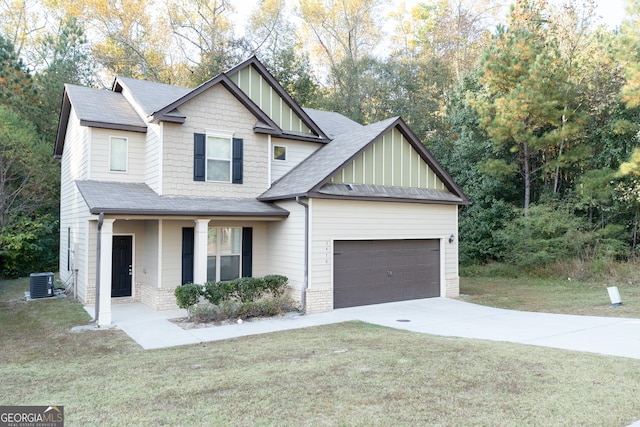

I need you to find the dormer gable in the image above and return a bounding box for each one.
[108,57,331,144]
[227,57,330,143]
[329,127,448,191]
[259,117,469,205]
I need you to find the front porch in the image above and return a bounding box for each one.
[90,216,284,326]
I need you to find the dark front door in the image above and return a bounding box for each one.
[112,236,133,297]
[182,227,195,285]
[333,239,440,309]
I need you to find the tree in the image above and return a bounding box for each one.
[410,0,500,82]
[297,0,389,122]
[474,0,571,213]
[0,0,43,58]
[0,105,60,277]
[619,0,640,109]
[33,16,94,142]
[246,0,318,106]
[0,34,39,123]
[0,106,57,227]
[51,0,173,82]
[166,0,245,85]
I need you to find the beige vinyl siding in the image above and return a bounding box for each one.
[145,122,162,193]
[161,84,269,198]
[330,128,449,191]
[142,220,160,286]
[266,200,306,297]
[230,66,312,135]
[308,199,459,294]
[270,138,322,183]
[58,108,93,302]
[160,221,186,287]
[89,128,146,182]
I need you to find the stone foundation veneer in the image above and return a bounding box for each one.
[139,283,181,310]
[445,277,460,298]
[304,288,333,314]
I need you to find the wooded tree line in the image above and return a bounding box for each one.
[0,0,639,277]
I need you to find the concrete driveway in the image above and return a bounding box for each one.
[96,298,640,359]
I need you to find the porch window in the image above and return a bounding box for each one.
[207,227,241,282]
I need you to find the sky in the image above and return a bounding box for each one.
[234,0,629,33]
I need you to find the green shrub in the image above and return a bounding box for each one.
[217,300,239,319]
[262,274,289,298]
[175,275,294,321]
[232,277,264,303]
[192,304,221,323]
[202,280,234,306]
[174,283,201,318]
[236,297,298,320]
[235,301,261,319]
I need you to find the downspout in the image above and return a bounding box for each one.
[295,196,309,313]
[94,212,104,324]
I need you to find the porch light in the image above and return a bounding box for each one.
[448,234,455,244]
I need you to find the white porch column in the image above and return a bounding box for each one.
[193,219,210,285]
[98,218,115,326]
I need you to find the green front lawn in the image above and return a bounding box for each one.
[2,277,640,426]
[460,275,640,318]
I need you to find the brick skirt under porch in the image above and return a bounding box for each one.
[138,282,181,310]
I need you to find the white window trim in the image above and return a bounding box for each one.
[109,136,128,173]
[273,144,288,162]
[205,132,234,183]
[207,227,242,282]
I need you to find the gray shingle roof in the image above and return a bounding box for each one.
[259,117,399,200]
[114,76,191,116]
[303,108,362,138]
[318,184,466,204]
[76,181,289,217]
[65,84,147,132]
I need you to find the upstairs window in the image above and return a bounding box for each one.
[194,133,243,184]
[206,135,232,182]
[273,145,287,161]
[110,137,127,172]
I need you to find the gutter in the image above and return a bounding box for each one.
[295,197,309,313]
[93,212,104,324]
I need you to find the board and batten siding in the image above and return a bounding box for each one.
[58,108,93,302]
[230,66,313,135]
[308,199,460,307]
[161,84,269,198]
[330,127,448,191]
[270,137,322,183]
[266,200,306,301]
[89,128,146,182]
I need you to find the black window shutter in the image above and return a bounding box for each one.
[194,133,206,181]
[232,137,243,184]
[181,227,195,285]
[242,227,252,277]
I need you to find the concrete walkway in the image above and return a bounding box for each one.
[85,298,640,360]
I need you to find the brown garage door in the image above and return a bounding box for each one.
[333,239,440,309]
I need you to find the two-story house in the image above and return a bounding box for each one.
[54,56,469,326]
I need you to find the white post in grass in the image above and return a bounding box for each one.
[607,286,622,307]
